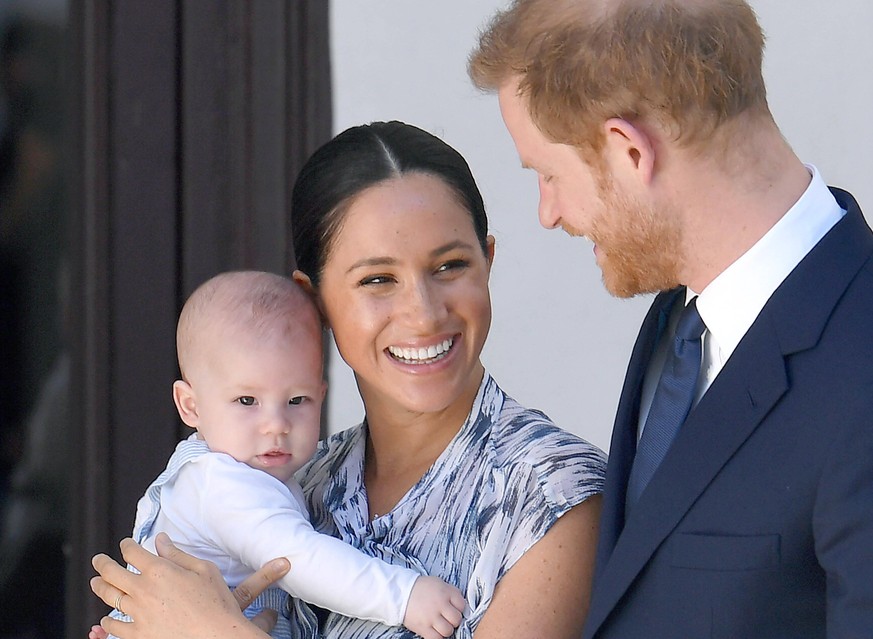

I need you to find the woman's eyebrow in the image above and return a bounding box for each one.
[345,241,476,274]
[430,240,476,257]
[346,256,397,274]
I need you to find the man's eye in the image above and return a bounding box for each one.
[237,396,256,406]
[289,396,305,405]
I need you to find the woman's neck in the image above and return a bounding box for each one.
[360,367,484,517]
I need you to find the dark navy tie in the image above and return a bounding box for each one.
[626,296,706,512]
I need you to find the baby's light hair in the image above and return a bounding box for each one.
[176,271,320,381]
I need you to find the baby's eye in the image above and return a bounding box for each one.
[236,396,256,406]
[289,396,306,406]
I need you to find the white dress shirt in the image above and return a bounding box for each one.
[638,165,845,437]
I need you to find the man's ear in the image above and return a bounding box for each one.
[172,380,199,430]
[292,269,330,329]
[602,117,656,187]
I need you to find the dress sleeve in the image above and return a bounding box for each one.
[190,455,418,627]
[499,427,606,578]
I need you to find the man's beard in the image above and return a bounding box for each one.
[588,178,684,298]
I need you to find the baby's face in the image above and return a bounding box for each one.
[190,325,325,483]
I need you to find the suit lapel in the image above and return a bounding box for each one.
[587,314,789,634]
[594,288,679,579]
[586,190,873,637]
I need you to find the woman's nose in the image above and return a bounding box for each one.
[401,280,446,327]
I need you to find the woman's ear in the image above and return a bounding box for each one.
[292,269,314,295]
[602,117,656,187]
[485,235,496,269]
[172,380,199,430]
[292,269,330,329]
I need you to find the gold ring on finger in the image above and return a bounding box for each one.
[114,592,126,616]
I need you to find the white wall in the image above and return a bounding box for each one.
[328,1,873,452]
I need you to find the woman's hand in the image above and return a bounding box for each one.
[90,533,290,639]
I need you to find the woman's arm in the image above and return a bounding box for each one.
[90,533,289,639]
[472,496,602,639]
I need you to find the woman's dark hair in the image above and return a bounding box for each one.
[291,121,489,285]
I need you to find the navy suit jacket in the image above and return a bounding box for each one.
[583,189,873,638]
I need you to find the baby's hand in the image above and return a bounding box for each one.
[88,624,110,639]
[403,575,466,639]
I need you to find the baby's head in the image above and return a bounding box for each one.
[172,271,325,482]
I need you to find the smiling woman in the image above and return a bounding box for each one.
[311,172,494,427]
[289,121,606,639]
[89,122,607,639]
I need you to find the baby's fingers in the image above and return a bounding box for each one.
[443,602,463,627]
[450,589,466,615]
[433,615,456,638]
[89,624,110,639]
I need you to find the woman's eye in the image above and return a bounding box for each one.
[289,396,306,406]
[359,274,394,286]
[436,259,469,274]
[237,396,256,406]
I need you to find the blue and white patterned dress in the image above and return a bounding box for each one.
[297,373,607,638]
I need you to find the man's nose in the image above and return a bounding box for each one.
[537,176,560,229]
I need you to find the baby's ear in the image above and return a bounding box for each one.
[172,380,199,429]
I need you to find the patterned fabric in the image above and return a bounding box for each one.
[298,373,607,638]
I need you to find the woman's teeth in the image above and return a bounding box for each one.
[388,338,453,364]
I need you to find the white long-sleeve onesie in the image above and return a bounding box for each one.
[119,435,417,632]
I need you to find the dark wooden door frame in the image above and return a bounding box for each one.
[67,1,331,634]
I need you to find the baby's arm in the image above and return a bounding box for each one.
[225,500,466,634]
[88,546,464,639]
[197,459,465,633]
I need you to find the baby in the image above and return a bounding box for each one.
[93,271,465,639]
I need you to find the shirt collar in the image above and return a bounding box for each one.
[690,164,845,360]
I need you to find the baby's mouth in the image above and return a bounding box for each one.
[258,450,292,466]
